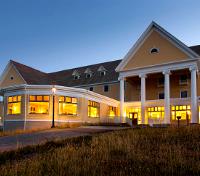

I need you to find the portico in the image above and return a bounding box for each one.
[116,22,200,125]
[118,62,199,125]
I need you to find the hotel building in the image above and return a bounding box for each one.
[0,22,200,131]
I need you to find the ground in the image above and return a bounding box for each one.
[0,126,200,175]
[0,126,126,152]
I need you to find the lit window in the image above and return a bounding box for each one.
[7,96,21,115]
[109,106,117,117]
[104,85,109,92]
[59,96,77,115]
[147,106,164,119]
[179,75,188,84]
[150,48,159,54]
[29,95,49,114]
[180,91,188,98]
[158,92,164,99]
[171,105,191,120]
[88,100,100,118]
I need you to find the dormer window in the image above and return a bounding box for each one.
[74,75,80,80]
[72,69,80,80]
[100,71,106,76]
[86,73,92,78]
[150,48,159,54]
[97,65,107,76]
[84,68,93,78]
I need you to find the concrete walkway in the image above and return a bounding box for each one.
[0,126,128,152]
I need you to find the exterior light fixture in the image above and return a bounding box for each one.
[51,85,56,128]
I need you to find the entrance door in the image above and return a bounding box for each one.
[129,112,138,125]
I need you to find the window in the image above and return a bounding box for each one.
[147,106,164,119]
[86,73,92,78]
[104,85,109,92]
[179,75,188,84]
[29,95,49,114]
[100,71,106,76]
[89,87,93,91]
[74,75,80,80]
[171,105,190,120]
[150,48,159,54]
[158,92,164,99]
[180,91,188,98]
[59,96,78,115]
[109,106,117,117]
[158,77,164,87]
[88,100,100,117]
[7,95,21,115]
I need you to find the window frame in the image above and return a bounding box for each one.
[179,75,188,85]
[7,95,22,115]
[180,90,188,98]
[88,100,100,118]
[103,85,109,92]
[150,47,159,54]
[108,106,117,117]
[59,96,78,116]
[89,87,94,91]
[29,95,50,114]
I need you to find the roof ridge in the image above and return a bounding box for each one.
[49,59,122,74]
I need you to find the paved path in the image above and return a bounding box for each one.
[0,126,128,152]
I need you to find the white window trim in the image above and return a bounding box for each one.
[149,47,159,54]
[180,90,188,98]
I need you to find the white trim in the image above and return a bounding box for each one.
[1,84,119,107]
[12,63,27,84]
[116,21,199,72]
[180,90,188,98]
[119,60,198,79]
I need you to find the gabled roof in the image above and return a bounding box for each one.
[10,60,50,85]
[116,21,200,72]
[9,59,121,87]
[49,59,121,87]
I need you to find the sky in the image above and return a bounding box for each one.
[0,0,200,74]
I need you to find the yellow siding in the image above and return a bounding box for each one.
[84,82,120,100]
[123,30,189,71]
[0,65,26,88]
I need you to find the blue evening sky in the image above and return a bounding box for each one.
[0,0,200,73]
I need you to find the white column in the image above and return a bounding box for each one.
[163,70,171,124]
[139,74,146,124]
[190,66,198,123]
[120,77,125,123]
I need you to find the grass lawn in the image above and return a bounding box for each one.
[0,126,200,175]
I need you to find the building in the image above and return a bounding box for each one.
[0,21,200,131]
